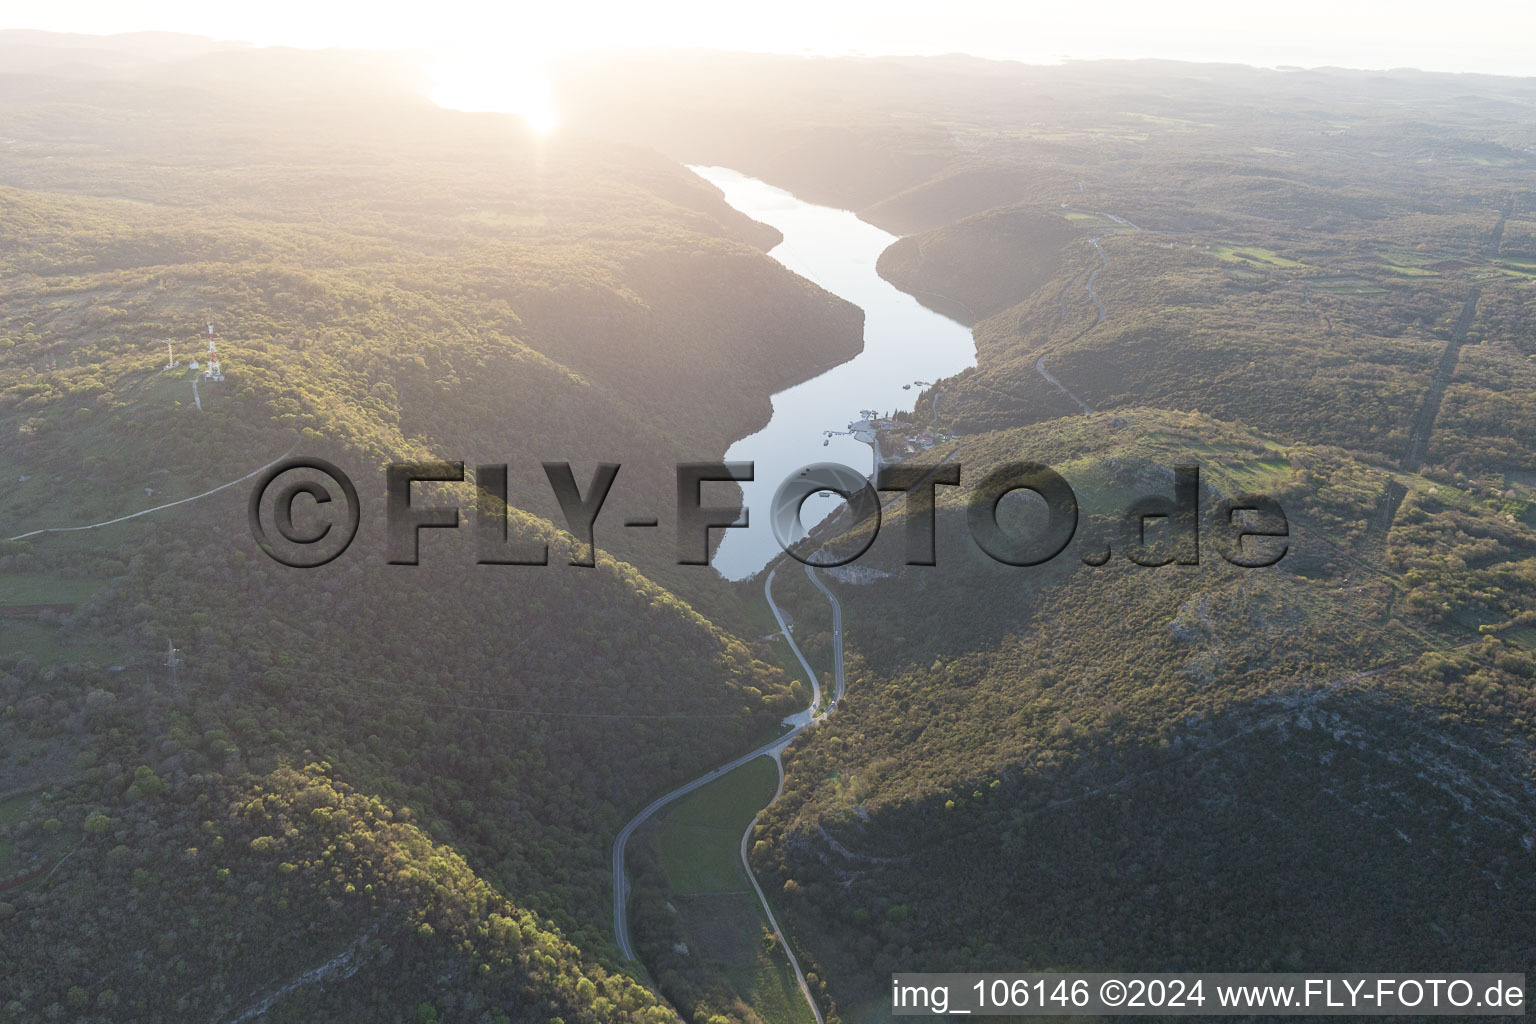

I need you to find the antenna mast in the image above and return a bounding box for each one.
[203,321,223,382]
[165,639,182,690]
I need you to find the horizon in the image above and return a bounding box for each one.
[9,19,1536,137]
[6,1,1536,80]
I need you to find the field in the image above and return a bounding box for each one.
[672,893,816,1024]
[0,574,114,665]
[0,573,103,606]
[0,619,118,666]
[658,754,780,894]
[649,755,815,1024]
[1211,244,1308,269]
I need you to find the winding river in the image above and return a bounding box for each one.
[691,167,977,581]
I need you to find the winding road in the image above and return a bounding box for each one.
[1084,237,1108,321]
[1034,235,1111,414]
[612,560,845,1024]
[7,445,297,543]
[1035,356,1095,415]
[1035,199,1148,415]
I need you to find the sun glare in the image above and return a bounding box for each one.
[430,50,560,135]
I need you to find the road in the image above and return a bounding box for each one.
[1034,237,1108,415]
[609,728,800,960]
[7,445,297,543]
[1060,205,1143,231]
[1036,200,1146,418]
[737,752,824,1024]
[1400,287,1481,473]
[611,560,846,1007]
[801,561,845,707]
[1084,237,1108,321]
[1035,355,1095,415]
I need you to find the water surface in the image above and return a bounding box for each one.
[693,166,976,580]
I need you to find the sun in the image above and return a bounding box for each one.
[429,49,560,135]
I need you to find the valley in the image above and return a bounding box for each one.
[1,31,1534,1024]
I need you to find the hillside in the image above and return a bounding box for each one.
[751,409,1536,1017]
[557,54,1536,473]
[555,52,1536,1023]
[873,207,1079,323]
[0,45,858,1021]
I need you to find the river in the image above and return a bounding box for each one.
[692,166,977,581]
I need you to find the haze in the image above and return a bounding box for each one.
[11,0,1536,78]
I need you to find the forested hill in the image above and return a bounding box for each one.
[0,40,855,1021]
[0,52,863,591]
[555,53,1536,1022]
[751,409,1536,1016]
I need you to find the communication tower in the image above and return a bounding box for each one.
[203,321,224,382]
[165,639,183,690]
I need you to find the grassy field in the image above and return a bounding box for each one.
[0,573,103,606]
[1382,262,1441,277]
[0,619,118,666]
[673,893,816,1024]
[0,793,35,826]
[0,573,113,664]
[653,756,816,1024]
[1211,244,1308,269]
[658,754,780,894]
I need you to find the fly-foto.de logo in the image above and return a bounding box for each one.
[248,458,1289,571]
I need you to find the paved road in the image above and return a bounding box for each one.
[737,752,824,1024]
[7,445,297,543]
[801,561,845,706]
[1060,205,1142,231]
[770,564,826,716]
[609,726,800,961]
[1084,237,1108,320]
[611,561,844,989]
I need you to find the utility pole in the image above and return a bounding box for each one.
[165,639,182,692]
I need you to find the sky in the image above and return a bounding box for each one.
[8,0,1536,77]
[9,1,1535,130]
